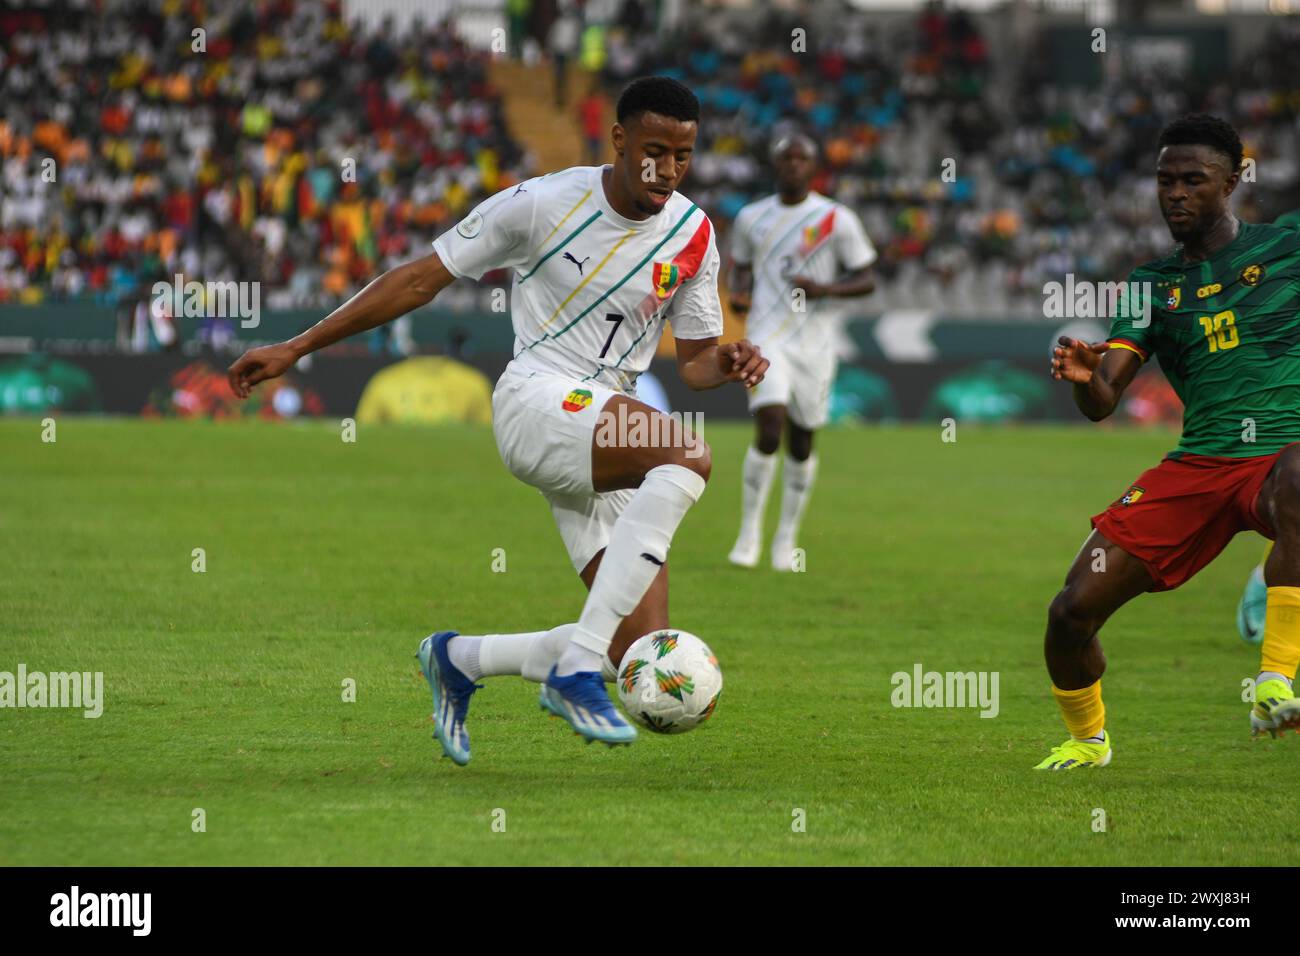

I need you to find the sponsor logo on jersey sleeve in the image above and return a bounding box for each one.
[456,211,483,239]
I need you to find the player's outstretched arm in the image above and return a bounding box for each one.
[227,252,457,398]
[675,337,769,391]
[1050,336,1141,422]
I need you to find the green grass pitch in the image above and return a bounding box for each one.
[0,417,1286,865]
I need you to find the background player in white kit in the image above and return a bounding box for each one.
[227,77,768,764]
[726,135,877,572]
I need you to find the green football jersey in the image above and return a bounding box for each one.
[1274,208,1300,231]
[1106,220,1300,457]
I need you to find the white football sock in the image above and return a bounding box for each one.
[479,629,546,679]
[1257,671,1293,689]
[448,625,621,684]
[773,452,818,548]
[527,626,618,683]
[446,626,566,682]
[521,624,576,683]
[522,625,618,683]
[558,463,706,676]
[446,635,483,680]
[735,445,777,546]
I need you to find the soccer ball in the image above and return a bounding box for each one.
[616,629,722,734]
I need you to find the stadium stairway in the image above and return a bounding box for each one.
[490,59,607,174]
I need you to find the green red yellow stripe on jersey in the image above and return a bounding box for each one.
[1107,338,1149,361]
[799,208,836,256]
[651,216,712,299]
[517,204,705,353]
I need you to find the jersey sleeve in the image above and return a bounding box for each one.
[1105,269,1154,362]
[431,182,538,281]
[667,230,724,341]
[729,207,755,267]
[833,205,877,271]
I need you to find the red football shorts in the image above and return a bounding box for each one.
[1091,449,1287,592]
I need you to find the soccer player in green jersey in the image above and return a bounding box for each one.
[1235,208,1300,644]
[1042,115,1300,769]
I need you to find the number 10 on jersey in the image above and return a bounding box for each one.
[1198,310,1239,353]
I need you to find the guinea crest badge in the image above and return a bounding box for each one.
[1120,485,1145,506]
[561,388,592,412]
[651,262,682,299]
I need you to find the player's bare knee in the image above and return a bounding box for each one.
[1047,589,1099,643]
[755,418,782,454]
[1268,448,1300,517]
[754,407,784,455]
[676,438,711,483]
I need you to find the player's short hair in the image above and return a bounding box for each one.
[1157,114,1244,173]
[770,133,819,162]
[616,76,700,126]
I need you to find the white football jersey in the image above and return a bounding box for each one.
[433,165,722,394]
[730,192,875,353]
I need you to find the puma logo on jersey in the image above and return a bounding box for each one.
[513,183,528,196]
[563,252,590,275]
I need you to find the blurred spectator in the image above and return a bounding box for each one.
[548,4,582,109]
[578,81,607,167]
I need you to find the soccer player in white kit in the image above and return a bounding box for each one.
[726,135,877,571]
[227,77,767,764]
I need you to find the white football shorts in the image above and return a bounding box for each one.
[492,365,636,574]
[746,342,837,430]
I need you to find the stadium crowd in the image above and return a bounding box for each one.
[3,0,1299,324]
[0,0,531,313]
[600,2,1300,315]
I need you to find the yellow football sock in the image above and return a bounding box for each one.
[1052,681,1105,740]
[1260,586,1300,680]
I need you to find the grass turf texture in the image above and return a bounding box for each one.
[0,417,1285,866]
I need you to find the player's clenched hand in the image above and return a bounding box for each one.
[227,343,299,398]
[718,339,768,388]
[1051,336,1108,384]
